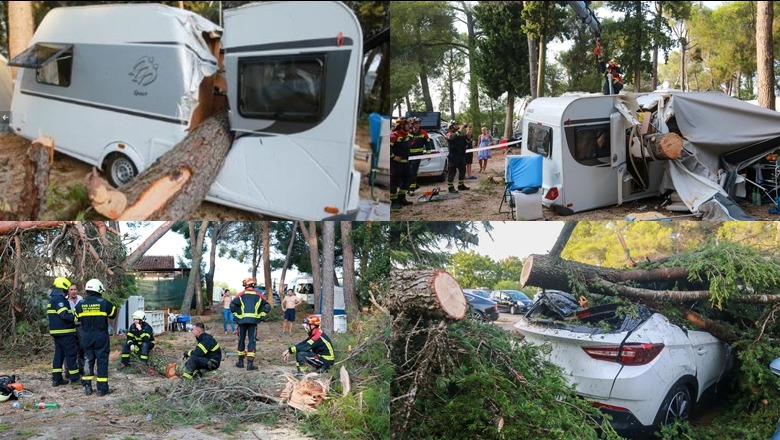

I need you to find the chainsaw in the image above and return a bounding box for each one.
[417,187,461,203]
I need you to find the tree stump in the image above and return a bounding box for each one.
[389,269,467,321]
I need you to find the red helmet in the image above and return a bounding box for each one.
[304,315,321,328]
[242,278,256,288]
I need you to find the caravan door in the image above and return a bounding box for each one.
[209,1,362,219]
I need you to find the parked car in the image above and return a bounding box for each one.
[463,288,492,300]
[255,286,281,307]
[415,131,449,182]
[514,291,733,438]
[463,290,499,323]
[491,289,534,315]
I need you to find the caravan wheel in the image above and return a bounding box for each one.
[105,154,138,187]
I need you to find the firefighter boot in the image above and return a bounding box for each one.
[457,183,470,191]
[52,379,69,387]
[390,197,401,210]
[399,194,413,206]
[84,382,93,396]
[235,356,244,368]
[246,359,258,371]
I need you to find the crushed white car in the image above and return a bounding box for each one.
[514,291,733,438]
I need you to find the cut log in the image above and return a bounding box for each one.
[684,311,738,343]
[645,132,683,160]
[389,269,467,321]
[280,372,330,412]
[86,109,234,220]
[520,254,695,293]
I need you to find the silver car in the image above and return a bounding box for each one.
[415,131,449,182]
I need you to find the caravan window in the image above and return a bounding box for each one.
[238,56,324,122]
[8,43,73,87]
[527,123,552,157]
[566,125,611,166]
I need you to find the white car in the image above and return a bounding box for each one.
[415,131,449,182]
[514,291,733,438]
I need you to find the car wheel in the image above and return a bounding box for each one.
[656,383,692,429]
[468,310,485,323]
[510,305,517,315]
[105,153,138,187]
[436,159,448,182]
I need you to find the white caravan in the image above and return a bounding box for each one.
[9,2,362,220]
[291,275,346,314]
[520,91,780,219]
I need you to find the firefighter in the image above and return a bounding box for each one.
[47,276,81,387]
[119,310,155,369]
[230,278,271,371]
[75,278,117,396]
[282,314,335,375]
[445,120,470,193]
[390,116,413,209]
[182,322,221,379]
[407,116,433,196]
[599,59,623,95]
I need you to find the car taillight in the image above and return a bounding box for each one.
[582,343,664,365]
[545,187,558,201]
[592,402,630,413]
[493,304,498,312]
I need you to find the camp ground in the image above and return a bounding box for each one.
[7,1,375,220]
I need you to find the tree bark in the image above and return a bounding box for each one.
[278,221,298,297]
[87,110,234,220]
[206,222,223,307]
[7,1,33,80]
[262,221,273,308]
[341,221,359,324]
[757,1,776,110]
[389,269,467,321]
[549,222,576,258]
[521,254,694,293]
[301,221,322,313]
[18,137,54,220]
[181,221,209,315]
[322,222,335,334]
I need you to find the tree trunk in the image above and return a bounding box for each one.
[322,222,335,334]
[206,222,221,307]
[521,254,694,293]
[757,1,776,110]
[18,137,54,220]
[340,221,359,324]
[460,0,480,127]
[389,269,467,321]
[549,222,577,258]
[527,32,539,100]
[181,221,209,315]
[263,221,273,307]
[536,33,546,98]
[278,221,298,296]
[7,1,34,80]
[87,110,234,220]
[504,95,514,140]
[123,221,175,269]
[301,221,322,313]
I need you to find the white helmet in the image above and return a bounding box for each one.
[85,278,105,294]
[132,310,145,321]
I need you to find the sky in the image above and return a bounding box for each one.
[124,222,302,298]
[471,221,565,261]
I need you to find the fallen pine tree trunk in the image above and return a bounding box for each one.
[87,109,234,220]
[521,253,699,293]
[19,137,55,220]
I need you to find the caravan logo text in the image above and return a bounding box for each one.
[129,56,159,89]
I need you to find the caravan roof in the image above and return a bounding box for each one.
[32,4,222,48]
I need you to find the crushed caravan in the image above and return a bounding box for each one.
[520,90,780,220]
[9,2,363,220]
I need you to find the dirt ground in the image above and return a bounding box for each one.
[1,312,318,440]
[391,148,780,221]
[0,124,387,220]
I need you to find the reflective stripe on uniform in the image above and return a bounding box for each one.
[50,328,77,335]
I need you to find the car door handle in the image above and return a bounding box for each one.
[697,348,707,355]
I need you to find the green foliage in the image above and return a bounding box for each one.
[669,240,780,309]
[303,313,391,440]
[389,221,489,269]
[472,2,530,100]
[406,319,620,439]
[450,250,500,288]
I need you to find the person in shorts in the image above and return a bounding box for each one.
[282,289,302,336]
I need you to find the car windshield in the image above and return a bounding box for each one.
[466,289,491,299]
[504,291,530,301]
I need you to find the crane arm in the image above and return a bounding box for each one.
[566,1,601,37]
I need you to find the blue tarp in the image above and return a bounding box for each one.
[507,155,542,191]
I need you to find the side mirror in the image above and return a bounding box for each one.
[770,358,780,376]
